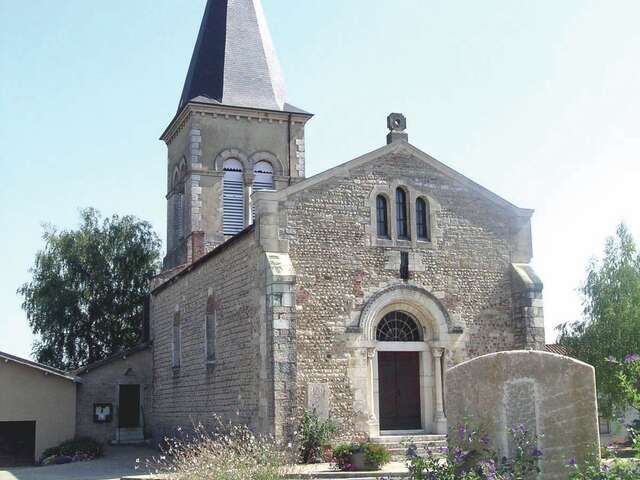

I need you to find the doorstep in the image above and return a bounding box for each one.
[284,461,410,479]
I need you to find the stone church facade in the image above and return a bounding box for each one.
[148,0,545,444]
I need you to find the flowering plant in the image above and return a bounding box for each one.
[406,423,542,480]
[566,452,640,480]
[331,442,391,471]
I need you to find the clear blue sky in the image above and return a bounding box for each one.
[1,0,639,360]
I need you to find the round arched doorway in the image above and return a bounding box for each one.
[376,311,423,430]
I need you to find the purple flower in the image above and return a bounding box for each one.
[624,353,640,363]
[567,457,577,467]
[458,426,466,441]
[532,448,543,457]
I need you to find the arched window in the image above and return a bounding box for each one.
[396,188,409,240]
[223,159,245,235]
[376,195,389,238]
[252,161,274,221]
[376,311,422,342]
[172,170,184,242]
[416,197,430,241]
[205,291,217,364]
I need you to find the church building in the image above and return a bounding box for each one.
[148,0,545,444]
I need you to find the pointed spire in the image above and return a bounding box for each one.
[179,0,287,112]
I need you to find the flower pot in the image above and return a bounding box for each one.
[321,445,333,463]
[350,451,378,471]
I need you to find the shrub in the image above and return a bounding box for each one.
[297,410,337,464]
[42,437,103,460]
[566,455,640,480]
[145,418,292,480]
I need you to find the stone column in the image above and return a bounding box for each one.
[433,347,447,434]
[366,348,379,437]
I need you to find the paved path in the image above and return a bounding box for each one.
[0,445,157,480]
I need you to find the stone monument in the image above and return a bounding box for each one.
[446,350,600,479]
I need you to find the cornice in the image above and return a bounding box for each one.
[160,102,313,145]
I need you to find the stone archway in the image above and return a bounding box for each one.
[358,285,451,436]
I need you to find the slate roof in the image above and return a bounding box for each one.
[178,0,288,113]
[0,350,80,382]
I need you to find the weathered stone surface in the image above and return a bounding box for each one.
[446,350,600,480]
[307,383,331,420]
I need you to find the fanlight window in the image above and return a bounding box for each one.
[252,161,274,221]
[376,311,422,342]
[223,159,245,235]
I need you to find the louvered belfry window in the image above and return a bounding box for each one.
[396,188,409,239]
[252,161,274,221]
[223,159,245,235]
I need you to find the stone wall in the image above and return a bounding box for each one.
[150,230,267,442]
[446,350,600,480]
[272,148,542,437]
[162,104,311,269]
[75,348,152,444]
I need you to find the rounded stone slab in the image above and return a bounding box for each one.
[445,350,600,480]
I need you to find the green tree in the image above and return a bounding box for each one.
[557,224,640,417]
[19,208,161,370]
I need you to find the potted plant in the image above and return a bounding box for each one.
[332,442,391,471]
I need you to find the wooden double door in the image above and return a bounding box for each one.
[378,351,421,430]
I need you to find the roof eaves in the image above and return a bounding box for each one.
[152,225,255,295]
[73,342,151,375]
[0,351,81,383]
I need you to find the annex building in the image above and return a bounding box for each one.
[144,0,545,444]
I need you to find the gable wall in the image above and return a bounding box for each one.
[150,232,266,441]
[75,349,152,444]
[280,152,535,436]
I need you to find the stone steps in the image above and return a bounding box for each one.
[370,434,447,461]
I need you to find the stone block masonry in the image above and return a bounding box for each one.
[150,230,267,442]
[446,350,600,480]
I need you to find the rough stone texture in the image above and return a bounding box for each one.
[446,350,600,480]
[266,147,543,437]
[75,348,152,444]
[149,231,270,442]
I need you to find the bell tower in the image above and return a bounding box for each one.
[161,0,313,270]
